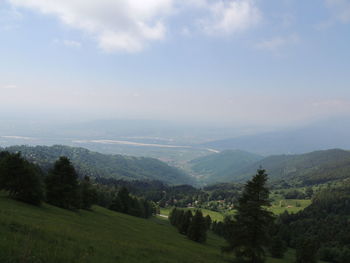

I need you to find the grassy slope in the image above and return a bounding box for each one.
[0,194,229,263]
[0,194,323,263]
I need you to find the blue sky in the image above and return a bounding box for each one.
[0,0,350,127]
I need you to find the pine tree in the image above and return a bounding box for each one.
[187,210,207,243]
[205,215,212,230]
[80,176,97,210]
[0,152,44,205]
[179,210,193,234]
[45,156,80,209]
[223,168,274,263]
[295,238,318,263]
[269,235,286,258]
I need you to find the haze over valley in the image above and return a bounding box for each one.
[1,0,350,262]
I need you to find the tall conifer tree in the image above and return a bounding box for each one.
[46,156,80,209]
[224,168,274,263]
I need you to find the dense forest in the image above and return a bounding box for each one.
[1,145,193,185]
[190,149,350,186]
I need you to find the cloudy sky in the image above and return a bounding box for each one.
[0,0,350,126]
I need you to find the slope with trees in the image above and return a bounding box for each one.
[189,150,263,183]
[195,149,350,186]
[4,145,194,185]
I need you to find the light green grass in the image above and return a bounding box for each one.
[160,207,226,221]
[269,199,312,215]
[0,195,231,263]
[0,194,323,263]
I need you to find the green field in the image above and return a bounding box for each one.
[160,207,226,221]
[269,199,312,215]
[0,194,322,263]
[161,199,312,223]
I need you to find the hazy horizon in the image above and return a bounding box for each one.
[1,0,350,130]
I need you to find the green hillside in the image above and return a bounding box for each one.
[0,193,308,263]
[237,149,350,185]
[0,193,227,263]
[196,149,350,186]
[189,150,263,183]
[2,145,193,185]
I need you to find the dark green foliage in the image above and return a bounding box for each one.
[295,239,318,263]
[187,210,207,243]
[205,215,212,230]
[45,156,80,209]
[283,190,305,199]
[4,145,193,185]
[276,182,350,263]
[223,169,274,263]
[169,208,208,243]
[79,176,97,210]
[212,220,225,237]
[238,149,350,186]
[268,236,286,258]
[109,187,154,218]
[190,150,263,183]
[0,152,44,205]
[179,210,193,234]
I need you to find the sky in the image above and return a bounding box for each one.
[0,0,350,128]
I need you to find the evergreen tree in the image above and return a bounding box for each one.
[0,152,44,205]
[175,209,185,231]
[269,235,286,258]
[169,207,178,225]
[117,187,132,213]
[45,156,80,209]
[223,168,274,263]
[187,210,207,243]
[109,195,123,212]
[179,210,193,234]
[205,215,212,230]
[295,238,318,263]
[80,176,97,210]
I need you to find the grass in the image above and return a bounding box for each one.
[160,207,226,221]
[161,198,312,223]
[0,194,323,263]
[269,199,312,215]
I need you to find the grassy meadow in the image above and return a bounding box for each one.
[0,193,322,263]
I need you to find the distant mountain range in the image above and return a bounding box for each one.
[1,145,194,185]
[190,149,350,186]
[201,117,350,155]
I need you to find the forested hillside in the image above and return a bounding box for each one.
[195,149,350,186]
[1,145,193,185]
[276,181,350,262]
[238,149,350,185]
[189,150,263,183]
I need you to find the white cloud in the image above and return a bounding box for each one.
[255,34,300,51]
[8,0,174,53]
[8,0,261,52]
[198,0,261,35]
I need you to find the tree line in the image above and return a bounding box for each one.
[0,152,155,218]
[169,208,211,243]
